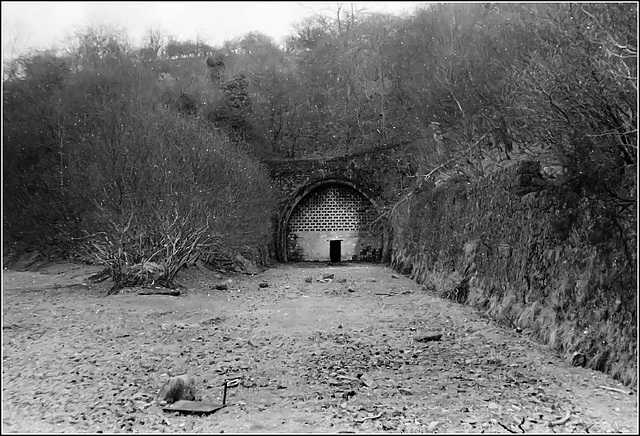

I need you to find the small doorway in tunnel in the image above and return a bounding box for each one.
[329,240,342,263]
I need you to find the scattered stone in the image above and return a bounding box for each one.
[337,375,360,382]
[426,421,440,431]
[358,373,378,389]
[382,420,398,430]
[236,253,264,275]
[323,273,335,280]
[214,284,228,290]
[258,282,269,288]
[391,274,399,279]
[157,374,196,404]
[571,352,586,367]
[414,332,442,342]
[342,390,357,400]
[304,277,313,283]
[200,316,225,326]
[347,287,356,293]
[398,388,413,395]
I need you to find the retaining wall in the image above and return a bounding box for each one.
[390,161,637,387]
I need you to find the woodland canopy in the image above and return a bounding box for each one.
[3,3,636,289]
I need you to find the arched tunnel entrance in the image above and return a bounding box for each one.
[277,178,383,263]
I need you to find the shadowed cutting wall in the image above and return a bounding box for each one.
[390,161,637,387]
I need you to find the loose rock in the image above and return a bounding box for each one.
[571,352,586,367]
[157,374,196,404]
[382,420,398,430]
[358,373,378,389]
[414,333,442,342]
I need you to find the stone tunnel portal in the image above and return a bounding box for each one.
[280,180,382,263]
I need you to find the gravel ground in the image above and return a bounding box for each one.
[2,262,637,433]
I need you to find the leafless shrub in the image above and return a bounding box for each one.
[71,107,273,293]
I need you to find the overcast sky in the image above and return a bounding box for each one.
[2,1,427,61]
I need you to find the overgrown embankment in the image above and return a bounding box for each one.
[390,161,637,387]
[2,38,275,288]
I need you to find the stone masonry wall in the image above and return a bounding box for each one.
[263,144,411,206]
[390,161,637,387]
[263,145,412,262]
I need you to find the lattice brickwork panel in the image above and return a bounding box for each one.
[288,186,374,232]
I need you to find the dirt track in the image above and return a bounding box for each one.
[2,262,637,433]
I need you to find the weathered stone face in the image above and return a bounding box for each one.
[263,145,408,263]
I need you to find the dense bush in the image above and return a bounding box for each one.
[3,29,274,287]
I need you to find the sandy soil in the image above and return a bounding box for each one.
[2,262,637,433]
